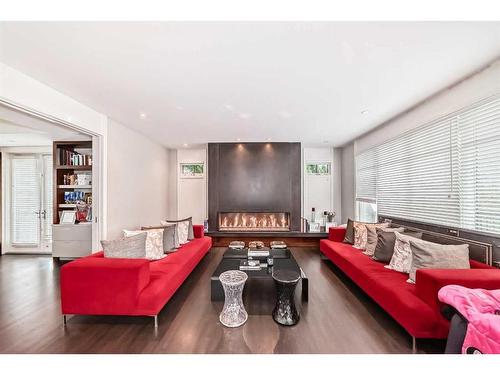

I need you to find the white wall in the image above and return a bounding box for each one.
[302,146,343,224]
[0,63,109,246]
[340,143,355,224]
[176,148,207,225]
[106,120,170,239]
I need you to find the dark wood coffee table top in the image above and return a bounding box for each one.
[210,247,308,301]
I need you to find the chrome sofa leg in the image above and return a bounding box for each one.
[412,336,417,354]
[154,315,158,328]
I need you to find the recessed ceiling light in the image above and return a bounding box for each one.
[140,113,147,119]
[239,113,251,119]
[224,104,234,111]
[236,138,241,141]
[361,110,369,115]
[183,143,188,147]
[267,138,272,141]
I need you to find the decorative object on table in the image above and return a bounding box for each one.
[324,210,336,223]
[270,240,287,249]
[60,210,76,225]
[248,241,264,249]
[229,241,245,250]
[239,259,262,271]
[267,254,274,267]
[248,248,270,259]
[272,269,301,326]
[308,221,321,233]
[311,207,316,223]
[219,270,248,328]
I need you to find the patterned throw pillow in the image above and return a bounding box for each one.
[123,229,165,260]
[102,232,147,259]
[353,222,368,249]
[386,231,424,273]
[353,222,390,250]
[142,224,179,253]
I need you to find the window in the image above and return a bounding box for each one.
[306,162,331,175]
[355,94,500,235]
[180,163,204,178]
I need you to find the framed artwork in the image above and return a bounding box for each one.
[60,210,76,225]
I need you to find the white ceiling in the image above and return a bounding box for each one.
[1,22,500,148]
[0,106,89,147]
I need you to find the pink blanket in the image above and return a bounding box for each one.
[438,285,500,354]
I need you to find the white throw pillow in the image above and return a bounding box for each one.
[386,232,427,273]
[160,220,189,245]
[123,229,165,260]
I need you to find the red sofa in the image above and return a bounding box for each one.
[320,226,500,339]
[60,225,211,321]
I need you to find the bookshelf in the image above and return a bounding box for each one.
[52,140,93,224]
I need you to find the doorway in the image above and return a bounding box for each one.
[3,153,52,253]
[0,104,100,256]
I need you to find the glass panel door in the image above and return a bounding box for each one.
[9,154,52,252]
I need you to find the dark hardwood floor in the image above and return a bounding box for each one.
[0,248,446,354]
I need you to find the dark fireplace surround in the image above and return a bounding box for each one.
[208,142,301,232]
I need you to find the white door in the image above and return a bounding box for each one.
[8,153,52,253]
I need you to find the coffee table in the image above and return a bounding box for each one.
[211,248,308,302]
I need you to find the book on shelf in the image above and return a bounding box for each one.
[59,148,92,167]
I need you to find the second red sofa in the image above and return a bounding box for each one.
[320,226,500,340]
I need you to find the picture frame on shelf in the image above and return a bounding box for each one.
[60,210,76,225]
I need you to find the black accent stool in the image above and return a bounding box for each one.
[272,269,301,326]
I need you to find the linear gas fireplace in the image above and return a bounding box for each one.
[218,212,290,232]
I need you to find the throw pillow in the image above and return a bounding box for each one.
[102,232,147,259]
[408,241,470,283]
[353,222,390,250]
[362,225,378,255]
[161,217,194,244]
[386,231,424,273]
[371,228,406,262]
[123,229,165,260]
[343,218,355,244]
[142,224,179,253]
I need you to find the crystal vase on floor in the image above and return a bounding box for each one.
[219,270,248,328]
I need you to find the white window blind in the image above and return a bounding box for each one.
[11,156,40,245]
[356,94,500,235]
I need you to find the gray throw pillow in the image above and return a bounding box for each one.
[163,217,194,242]
[162,225,178,253]
[373,230,421,263]
[408,240,470,284]
[142,224,179,252]
[101,232,147,259]
[343,218,355,244]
